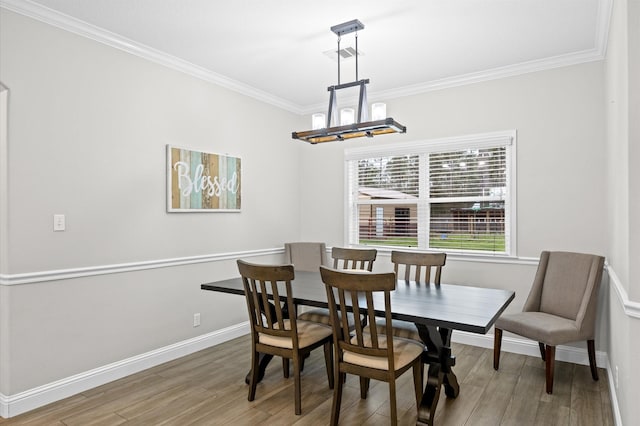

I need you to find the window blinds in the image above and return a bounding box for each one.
[345,131,515,255]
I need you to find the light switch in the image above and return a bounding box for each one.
[53,214,65,231]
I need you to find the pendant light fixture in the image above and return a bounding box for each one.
[292,19,406,144]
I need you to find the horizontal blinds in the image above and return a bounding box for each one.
[346,131,514,255]
[357,155,420,198]
[429,147,506,200]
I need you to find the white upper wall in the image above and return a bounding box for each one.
[0,9,303,274]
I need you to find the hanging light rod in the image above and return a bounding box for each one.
[292,19,406,145]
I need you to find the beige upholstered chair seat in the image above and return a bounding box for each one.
[259,319,332,349]
[373,319,421,342]
[298,308,356,328]
[495,312,581,346]
[345,333,424,370]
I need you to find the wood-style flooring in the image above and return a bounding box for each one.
[0,335,614,425]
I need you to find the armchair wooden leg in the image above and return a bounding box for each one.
[493,328,502,370]
[587,339,599,381]
[283,358,290,378]
[538,342,546,361]
[545,345,556,394]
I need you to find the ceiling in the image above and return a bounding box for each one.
[2,0,611,114]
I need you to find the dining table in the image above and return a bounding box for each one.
[201,270,514,426]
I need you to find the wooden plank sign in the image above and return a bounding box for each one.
[167,145,241,212]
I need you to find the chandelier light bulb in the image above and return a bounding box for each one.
[311,113,326,130]
[371,102,386,120]
[341,108,355,125]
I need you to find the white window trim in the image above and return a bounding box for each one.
[343,130,517,258]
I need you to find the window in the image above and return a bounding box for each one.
[345,131,516,256]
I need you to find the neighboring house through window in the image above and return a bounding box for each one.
[345,130,516,256]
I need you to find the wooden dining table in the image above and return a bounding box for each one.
[201,270,514,426]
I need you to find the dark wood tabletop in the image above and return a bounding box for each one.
[201,270,514,334]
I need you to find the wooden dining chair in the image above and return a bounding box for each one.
[331,246,377,271]
[237,260,334,415]
[297,247,377,328]
[392,250,446,283]
[493,251,605,394]
[378,250,448,341]
[320,266,424,426]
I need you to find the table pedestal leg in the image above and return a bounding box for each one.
[415,324,458,426]
[244,353,274,384]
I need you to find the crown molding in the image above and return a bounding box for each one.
[1,0,613,117]
[302,0,613,115]
[301,46,609,115]
[0,0,303,114]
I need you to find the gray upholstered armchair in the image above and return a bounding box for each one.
[284,242,327,272]
[493,251,605,394]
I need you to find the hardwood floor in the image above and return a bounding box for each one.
[0,336,614,425]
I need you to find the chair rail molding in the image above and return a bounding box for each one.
[0,248,282,286]
[607,263,640,319]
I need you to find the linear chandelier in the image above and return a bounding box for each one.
[292,19,406,144]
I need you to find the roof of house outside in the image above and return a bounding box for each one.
[359,187,417,200]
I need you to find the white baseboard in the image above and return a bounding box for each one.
[0,322,249,418]
[451,330,609,367]
[604,357,624,426]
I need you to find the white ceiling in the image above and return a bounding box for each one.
[2,0,611,113]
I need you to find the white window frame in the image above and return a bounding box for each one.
[344,130,517,257]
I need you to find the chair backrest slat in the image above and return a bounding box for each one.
[391,250,446,284]
[331,247,377,271]
[321,266,396,364]
[238,260,297,343]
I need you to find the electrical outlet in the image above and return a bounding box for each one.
[615,366,619,389]
[53,214,66,231]
[193,313,201,327]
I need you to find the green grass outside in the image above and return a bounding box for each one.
[360,233,505,252]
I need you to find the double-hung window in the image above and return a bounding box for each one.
[345,130,516,256]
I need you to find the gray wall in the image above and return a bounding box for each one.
[604,0,640,424]
[0,9,301,395]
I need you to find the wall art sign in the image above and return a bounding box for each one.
[167,145,241,212]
